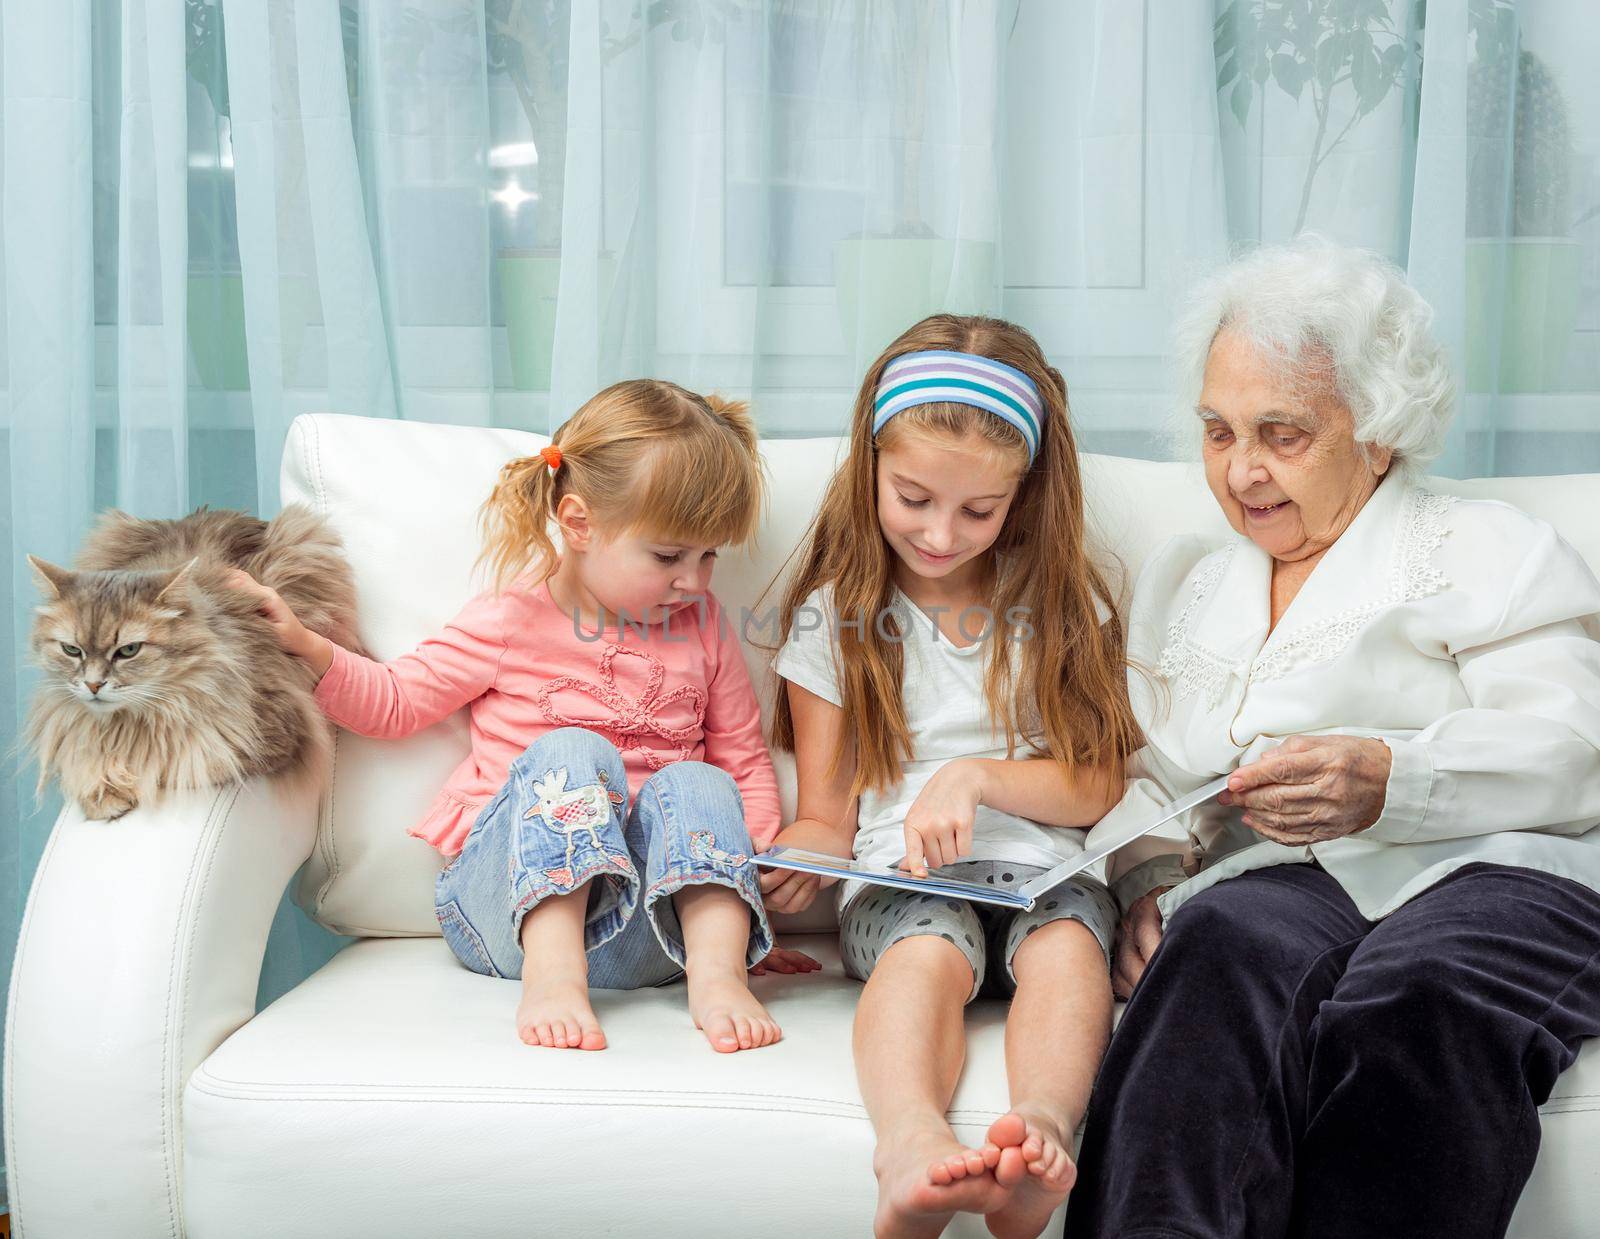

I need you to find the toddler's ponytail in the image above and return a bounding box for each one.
[479,446,562,591]
[702,393,757,457]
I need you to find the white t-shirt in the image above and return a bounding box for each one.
[773,584,1087,912]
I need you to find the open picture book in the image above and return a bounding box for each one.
[752,775,1230,911]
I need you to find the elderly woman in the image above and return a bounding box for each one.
[1063,242,1600,1239]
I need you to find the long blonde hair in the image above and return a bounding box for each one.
[479,379,765,590]
[769,315,1141,797]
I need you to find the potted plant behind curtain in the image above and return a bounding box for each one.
[185,0,341,392]
[485,0,573,392]
[186,0,249,390]
[1464,1,1585,392]
[833,0,998,364]
[487,0,735,390]
[1213,0,1419,236]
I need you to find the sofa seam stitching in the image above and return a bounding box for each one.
[186,1069,1024,1116]
[163,785,237,1239]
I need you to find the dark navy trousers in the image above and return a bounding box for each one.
[1064,862,1600,1239]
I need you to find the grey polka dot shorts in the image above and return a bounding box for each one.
[838,860,1119,1003]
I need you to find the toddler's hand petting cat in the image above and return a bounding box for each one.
[227,569,335,677]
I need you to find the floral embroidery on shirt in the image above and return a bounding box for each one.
[1156,487,1458,702]
[1248,489,1456,683]
[537,644,708,769]
[1157,543,1239,710]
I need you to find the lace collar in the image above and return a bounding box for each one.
[1157,478,1456,709]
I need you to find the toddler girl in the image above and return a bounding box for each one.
[762,318,1139,1236]
[236,380,815,1054]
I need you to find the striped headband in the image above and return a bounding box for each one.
[873,349,1046,462]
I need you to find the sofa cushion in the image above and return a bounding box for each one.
[186,934,1600,1237]
[183,936,1062,1238]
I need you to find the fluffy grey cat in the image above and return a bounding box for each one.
[26,505,363,820]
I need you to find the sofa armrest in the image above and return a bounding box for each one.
[4,775,320,1238]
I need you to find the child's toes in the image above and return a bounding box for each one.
[734,1015,754,1049]
[702,1011,739,1053]
[986,1111,1029,1151]
[579,1023,608,1051]
[980,1142,1003,1170]
[941,1151,971,1181]
[994,1144,1027,1188]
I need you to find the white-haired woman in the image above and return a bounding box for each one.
[1063,240,1600,1239]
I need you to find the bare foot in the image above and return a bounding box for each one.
[515,972,607,1050]
[873,1120,1009,1239]
[686,966,782,1053]
[979,1110,1077,1239]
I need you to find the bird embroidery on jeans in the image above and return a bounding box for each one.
[525,766,626,882]
[689,830,748,869]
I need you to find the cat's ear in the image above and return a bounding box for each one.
[154,557,201,607]
[26,555,75,600]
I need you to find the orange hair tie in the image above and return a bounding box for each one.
[539,445,563,471]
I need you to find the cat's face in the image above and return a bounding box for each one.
[28,556,205,716]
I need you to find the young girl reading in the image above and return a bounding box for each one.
[762,317,1139,1238]
[234,380,816,1055]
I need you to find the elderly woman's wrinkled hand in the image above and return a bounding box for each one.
[1113,886,1172,1000]
[1221,735,1392,844]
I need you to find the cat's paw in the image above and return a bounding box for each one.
[81,784,138,820]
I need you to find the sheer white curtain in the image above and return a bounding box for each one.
[2,0,1597,1206]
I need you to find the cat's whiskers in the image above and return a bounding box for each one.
[121,684,181,713]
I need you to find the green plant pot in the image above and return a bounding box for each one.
[833,237,998,363]
[187,272,250,391]
[1464,238,1583,393]
[498,249,618,391]
[499,250,562,391]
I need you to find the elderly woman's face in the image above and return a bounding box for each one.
[1198,329,1392,564]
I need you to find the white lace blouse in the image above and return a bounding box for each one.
[1092,473,1600,922]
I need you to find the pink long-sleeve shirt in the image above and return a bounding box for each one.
[312,578,781,858]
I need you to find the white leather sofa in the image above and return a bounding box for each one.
[7,412,1599,1238]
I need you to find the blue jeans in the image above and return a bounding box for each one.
[434,727,774,986]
